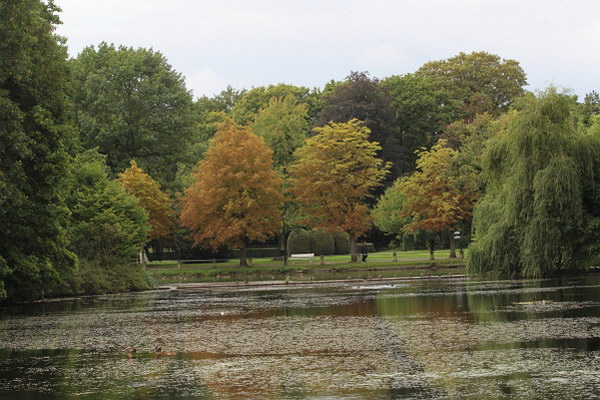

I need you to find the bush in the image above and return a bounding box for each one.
[60,258,151,296]
[287,230,313,254]
[311,230,336,255]
[333,231,350,254]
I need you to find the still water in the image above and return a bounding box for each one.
[1,275,600,399]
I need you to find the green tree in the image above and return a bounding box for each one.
[289,119,389,261]
[0,0,76,301]
[251,95,310,172]
[416,51,527,117]
[381,73,461,171]
[581,90,600,126]
[67,151,149,294]
[468,89,600,278]
[251,95,310,254]
[71,43,195,189]
[231,83,321,125]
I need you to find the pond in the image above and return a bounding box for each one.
[1,275,600,399]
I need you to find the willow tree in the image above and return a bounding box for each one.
[289,119,389,261]
[180,120,283,266]
[468,88,600,278]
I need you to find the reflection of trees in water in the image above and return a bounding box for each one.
[375,278,600,399]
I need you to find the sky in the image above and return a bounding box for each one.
[55,0,600,99]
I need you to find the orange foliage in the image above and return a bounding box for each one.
[118,161,173,240]
[289,119,389,240]
[399,140,477,233]
[180,120,283,252]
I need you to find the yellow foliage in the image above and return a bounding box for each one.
[289,119,389,240]
[399,140,477,233]
[118,161,173,240]
[180,120,284,250]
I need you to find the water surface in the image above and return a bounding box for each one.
[1,275,600,399]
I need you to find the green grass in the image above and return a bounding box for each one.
[147,249,467,284]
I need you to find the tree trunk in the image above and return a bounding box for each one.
[449,231,457,259]
[239,240,248,267]
[429,237,435,260]
[349,234,358,262]
[279,227,287,266]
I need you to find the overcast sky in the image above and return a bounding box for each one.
[55,0,600,99]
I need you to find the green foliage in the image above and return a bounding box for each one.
[333,231,350,255]
[231,83,320,125]
[0,0,76,301]
[287,230,313,254]
[286,229,338,255]
[66,150,150,294]
[251,95,310,171]
[381,73,460,170]
[372,181,410,237]
[71,43,196,189]
[416,51,527,116]
[311,230,336,256]
[468,88,600,278]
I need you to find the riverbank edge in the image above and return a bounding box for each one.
[157,272,470,290]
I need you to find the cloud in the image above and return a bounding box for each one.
[186,68,230,98]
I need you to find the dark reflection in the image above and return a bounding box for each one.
[1,274,600,399]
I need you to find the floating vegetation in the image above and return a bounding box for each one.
[1,276,600,399]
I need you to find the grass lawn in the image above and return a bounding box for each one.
[147,249,467,284]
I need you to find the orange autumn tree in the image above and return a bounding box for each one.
[289,119,389,261]
[180,120,283,266]
[398,140,478,259]
[118,160,173,241]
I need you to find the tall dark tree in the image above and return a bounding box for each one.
[0,0,76,301]
[71,43,196,189]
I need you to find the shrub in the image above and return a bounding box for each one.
[287,230,313,254]
[333,231,350,254]
[311,230,335,255]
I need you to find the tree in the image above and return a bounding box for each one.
[581,90,600,126]
[251,95,310,254]
[118,161,173,241]
[394,140,478,259]
[180,120,284,266]
[231,83,321,125]
[289,119,389,261]
[71,43,196,189]
[0,0,76,301]
[416,51,527,117]
[317,72,403,181]
[67,151,149,294]
[468,88,600,278]
[381,73,461,171]
[251,95,310,172]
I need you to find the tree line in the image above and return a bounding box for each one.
[3,0,600,302]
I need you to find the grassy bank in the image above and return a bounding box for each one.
[147,249,467,284]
